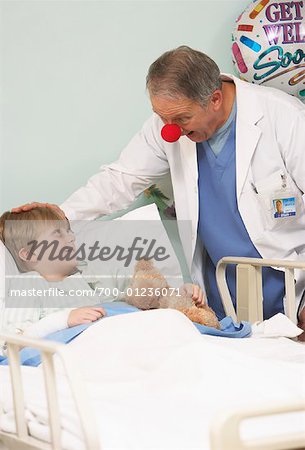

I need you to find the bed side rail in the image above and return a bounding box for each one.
[0,333,100,450]
[216,257,305,323]
[210,399,305,450]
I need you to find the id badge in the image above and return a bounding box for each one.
[272,194,296,219]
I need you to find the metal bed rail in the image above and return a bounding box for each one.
[210,399,305,450]
[0,333,100,450]
[216,257,305,323]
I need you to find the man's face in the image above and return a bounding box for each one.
[151,92,223,142]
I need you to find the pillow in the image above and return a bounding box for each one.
[0,241,21,298]
[115,204,191,283]
[75,204,188,288]
[114,203,160,221]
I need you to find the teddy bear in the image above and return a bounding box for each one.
[125,259,220,329]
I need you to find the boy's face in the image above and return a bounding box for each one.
[24,220,78,280]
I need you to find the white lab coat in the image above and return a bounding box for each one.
[62,75,305,310]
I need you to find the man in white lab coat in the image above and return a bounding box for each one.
[11,46,305,326]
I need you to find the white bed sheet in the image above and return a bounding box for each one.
[0,309,304,450]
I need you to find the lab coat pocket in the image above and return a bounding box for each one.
[254,170,302,231]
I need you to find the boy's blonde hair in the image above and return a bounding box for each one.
[0,207,65,272]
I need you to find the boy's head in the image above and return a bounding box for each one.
[0,207,77,280]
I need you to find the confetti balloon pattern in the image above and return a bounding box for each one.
[232,0,305,100]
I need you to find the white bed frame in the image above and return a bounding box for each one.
[0,257,305,450]
[217,256,305,324]
[0,336,100,450]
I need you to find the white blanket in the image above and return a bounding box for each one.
[1,309,305,450]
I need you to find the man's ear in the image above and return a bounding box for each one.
[18,247,38,263]
[210,90,222,111]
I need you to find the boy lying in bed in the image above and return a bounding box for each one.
[0,207,204,352]
[0,208,107,350]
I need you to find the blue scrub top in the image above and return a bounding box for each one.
[197,119,285,320]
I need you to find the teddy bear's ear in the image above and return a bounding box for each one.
[134,258,154,272]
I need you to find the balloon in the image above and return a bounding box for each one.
[161,124,182,142]
[232,0,305,101]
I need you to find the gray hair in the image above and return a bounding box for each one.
[146,46,222,107]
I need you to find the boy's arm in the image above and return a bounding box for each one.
[0,301,71,354]
[22,307,105,337]
[22,309,72,338]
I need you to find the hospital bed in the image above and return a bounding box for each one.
[0,256,305,450]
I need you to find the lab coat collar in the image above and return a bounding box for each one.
[222,74,263,199]
[179,135,199,257]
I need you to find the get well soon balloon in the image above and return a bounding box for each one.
[232,0,305,101]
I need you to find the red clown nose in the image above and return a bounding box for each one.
[161,124,182,143]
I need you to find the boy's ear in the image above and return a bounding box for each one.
[18,247,38,263]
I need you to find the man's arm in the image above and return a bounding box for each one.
[281,108,305,195]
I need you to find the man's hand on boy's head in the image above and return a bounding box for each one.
[180,283,205,307]
[68,307,106,327]
[11,202,66,219]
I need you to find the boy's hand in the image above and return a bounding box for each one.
[68,307,106,327]
[180,283,205,307]
[11,202,65,219]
